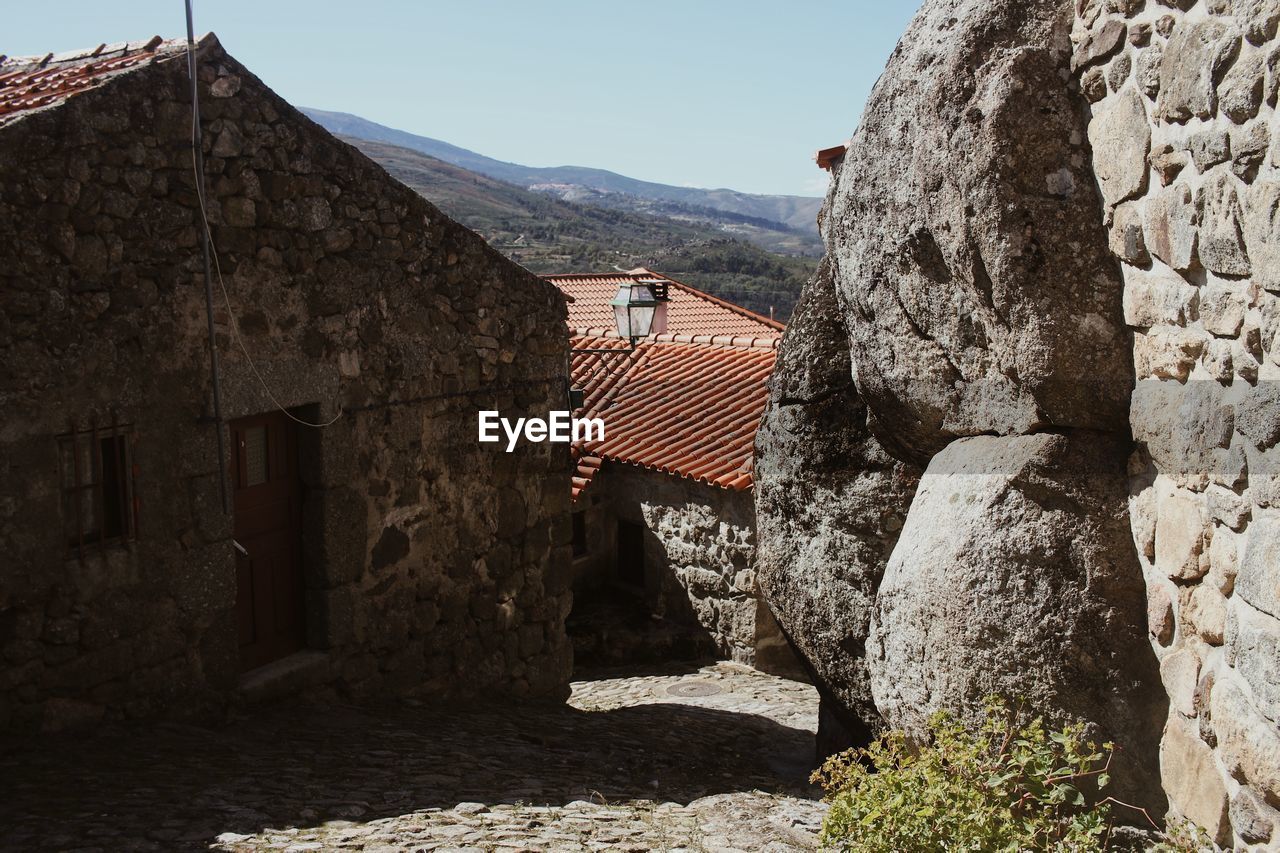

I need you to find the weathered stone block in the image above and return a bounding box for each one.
[1188,128,1231,171]
[1229,600,1280,720]
[1156,20,1239,122]
[1199,280,1247,336]
[1155,489,1207,580]
[1143,182,1199,271]
[1122,269,1198,327]
[868,433,1163,811]
[1244,182,1280,292]
[1237,513,1280,619]
[1160,717,1231,845]
[1109,201,1150,265]
[1160,646,1201,716]
[1231,787,1278,845]
[1148,581,1177,645]
[1187,583,1227,644]
[1220,51,1266,123]
[1211,679,1280,807]
[1199,173,1251,277]
[1090,86,1152,208]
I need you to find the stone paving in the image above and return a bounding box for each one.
[0,662,825,851]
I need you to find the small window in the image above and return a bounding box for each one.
[572,511,587,557]
[59,416,137,559]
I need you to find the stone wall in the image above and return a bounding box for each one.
[0,36,573,733]
[1074,2,1280,846]
[575,464,794,671]
[759,0,1166,815]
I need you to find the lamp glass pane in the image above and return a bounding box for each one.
[628,304,656,339]
[613,302,632,339]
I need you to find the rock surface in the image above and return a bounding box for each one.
[867,433,1165,812]
[755,260,919,747]
[823,0,1133,465]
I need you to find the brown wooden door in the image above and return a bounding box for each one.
[232,411,305,672]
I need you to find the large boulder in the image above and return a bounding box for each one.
[754,260,920,750]
[825,0,1133,466]
[868,433,1165,813]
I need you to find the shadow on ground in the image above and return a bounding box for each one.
[0,682,817,850]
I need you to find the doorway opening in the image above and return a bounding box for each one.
[231,411,306,672]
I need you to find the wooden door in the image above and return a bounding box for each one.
[232,411,305,672]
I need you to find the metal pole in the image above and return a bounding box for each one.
[186,0,231,515]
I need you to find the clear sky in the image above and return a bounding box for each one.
[6,1,923,197]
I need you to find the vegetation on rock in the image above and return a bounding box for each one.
[812,698,1128,852]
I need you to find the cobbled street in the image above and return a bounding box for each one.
[1,663,825,851]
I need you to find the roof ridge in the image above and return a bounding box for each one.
[651,271,787,333]
[570,327,778,351]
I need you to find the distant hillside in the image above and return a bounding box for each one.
[343,136,813,320]
[305,108,823,253]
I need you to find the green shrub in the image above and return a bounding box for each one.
[812,698,1123,852]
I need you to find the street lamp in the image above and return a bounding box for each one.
[569,280,668,410]
[610,282,660,345]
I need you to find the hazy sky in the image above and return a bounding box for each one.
[6,2,923,197]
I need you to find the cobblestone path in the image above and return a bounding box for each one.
[1,663,825,851]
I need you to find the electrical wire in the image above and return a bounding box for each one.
[188,73,343,429]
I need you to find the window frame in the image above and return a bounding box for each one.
[58,413,138,561]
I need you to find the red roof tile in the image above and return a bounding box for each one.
[0,37,190,124]
[549,269,783,500]
[547,267,784,341]
[568,333,776,499]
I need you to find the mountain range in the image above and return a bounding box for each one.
[302,108,823,251]
[337,135,815,320]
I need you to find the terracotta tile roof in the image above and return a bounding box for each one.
[568,333,775,499]
[548,269,783,500]
[0,36,192,124]
[546,267,784,343]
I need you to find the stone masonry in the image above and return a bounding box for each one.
[573,464,794,671]
[1074,1,1280,847]
[0,35,573,732]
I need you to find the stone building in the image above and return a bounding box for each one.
[0,34,573,733]
[1075,1,1280,846]
[545,269,797,673]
